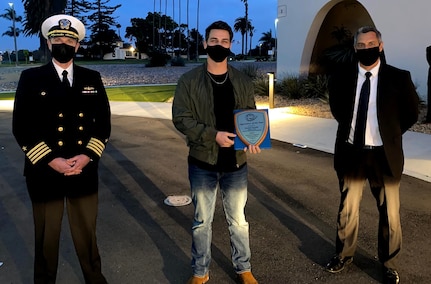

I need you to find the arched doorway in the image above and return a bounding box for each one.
[301,0,375,75]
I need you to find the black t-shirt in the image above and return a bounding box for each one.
[188,72,242,172]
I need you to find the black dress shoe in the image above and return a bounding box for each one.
[325,255,353,273]
[383,268,400,284]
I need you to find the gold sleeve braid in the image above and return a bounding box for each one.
[26,141,52,165]
[86,137,105,157]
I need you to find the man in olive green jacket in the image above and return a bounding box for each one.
[172,21,260,284]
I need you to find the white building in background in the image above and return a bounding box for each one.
[276,0,431,99]
[103,41,148,60]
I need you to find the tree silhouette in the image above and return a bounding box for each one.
[234,17,252,55]
[87,0,121,58]
[22,0,66,61]
[65,0,92,26]
[240,0,249,54]
[0,7,23,37]
[125,12,189,56]
[188,28,204,60]
[259,29,275,49]
[125,17,154,56]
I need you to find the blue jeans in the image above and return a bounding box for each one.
[188,163,251,277]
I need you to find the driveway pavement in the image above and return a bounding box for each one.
[0,108,430,283]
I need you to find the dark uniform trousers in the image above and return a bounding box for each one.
[31,190,106,284]
[335,144,401,270]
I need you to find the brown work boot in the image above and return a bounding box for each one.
[186,273,209,284]
[237,271,258,284]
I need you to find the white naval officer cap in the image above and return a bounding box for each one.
[41,14,85,41]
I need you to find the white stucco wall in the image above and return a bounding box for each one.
[276,0,324,76]
[277,0,431,99]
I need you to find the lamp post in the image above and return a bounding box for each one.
[196,0,200,62]
[178,0,181,52]
[244,0,248,57]
[187,0,190,60]
[159,0,162,48]
[116,24,121,39]
[153,0,156,49]
[8,2,18,66]
[274,18,278,61]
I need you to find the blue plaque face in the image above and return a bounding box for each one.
[234,109,269,147]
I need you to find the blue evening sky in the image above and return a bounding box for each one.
[0,0,277,55]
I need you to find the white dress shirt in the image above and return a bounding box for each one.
[348,62,383,146]
[52,60,73,86]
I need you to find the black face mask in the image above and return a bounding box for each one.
[356,46,380,66]
[205,45,231,62]
[51,43,76,63]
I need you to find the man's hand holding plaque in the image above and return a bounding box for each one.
[216,131,236,148]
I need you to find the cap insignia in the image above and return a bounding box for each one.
[59,19,72,30]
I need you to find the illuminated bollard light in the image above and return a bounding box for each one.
[267,72,275,109]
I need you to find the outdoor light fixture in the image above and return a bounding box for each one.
[8,2,18,66]
[274,18,278,61]
[267,72,275,109]
[196,0,200,62]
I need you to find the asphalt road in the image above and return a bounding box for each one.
[0,112,430,284]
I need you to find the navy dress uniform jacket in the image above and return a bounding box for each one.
[329,62,419,179]
[12,62,111,202]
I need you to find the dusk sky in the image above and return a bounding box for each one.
[0,0,277,55]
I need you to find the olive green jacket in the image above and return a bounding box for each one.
[172,62,256,167]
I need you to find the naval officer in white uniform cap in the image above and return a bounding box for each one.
[12,14,111,283]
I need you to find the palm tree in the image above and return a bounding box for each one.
[0,7,22,37]
[259,29,275,49]
[249,26,255,54]
[234,17,252,55]
[240,0,248,54]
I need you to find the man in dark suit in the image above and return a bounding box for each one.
[12,14,110,283]
[325,26,419,284]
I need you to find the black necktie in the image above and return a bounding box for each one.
[62,70,70,87]
[353,71,372,147]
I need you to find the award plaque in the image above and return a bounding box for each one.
[233,109,271,150]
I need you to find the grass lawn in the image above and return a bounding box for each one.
[106,85,175,102]
[0,85,176,102]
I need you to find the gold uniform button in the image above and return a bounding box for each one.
[59,113,64,118]
[78,126,84,131]
[58,141,64,146]
[77,140,83,145]
[58,126,64,132]
[78,113,84,118]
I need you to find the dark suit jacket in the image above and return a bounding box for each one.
[12,62,111,201]
[329,62,419,178]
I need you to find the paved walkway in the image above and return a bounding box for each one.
[1,100,430,183]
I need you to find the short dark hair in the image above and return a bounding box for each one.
[205,21,233,42]
[354,26,382,46]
